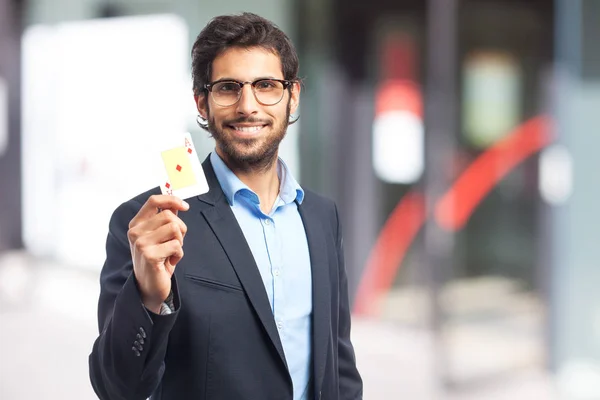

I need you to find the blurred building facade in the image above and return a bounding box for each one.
[1,0,599,397]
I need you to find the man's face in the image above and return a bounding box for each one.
[195,46,300,172]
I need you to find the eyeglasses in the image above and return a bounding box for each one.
[204,78,294,107]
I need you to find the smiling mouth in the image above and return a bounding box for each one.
[229,125,267,133]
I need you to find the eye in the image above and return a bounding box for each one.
[255,80,279,90]
[215,82,240,93]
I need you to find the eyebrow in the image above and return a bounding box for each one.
[211,76,282,83]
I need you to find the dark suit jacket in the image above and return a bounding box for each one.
[89,157,363,400]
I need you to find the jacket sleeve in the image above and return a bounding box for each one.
[334,204,364,399]
[89,199,181,400]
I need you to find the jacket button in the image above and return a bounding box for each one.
[132,346,141,357]
[136,333,145,344]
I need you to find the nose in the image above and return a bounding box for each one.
[235,84,259,116]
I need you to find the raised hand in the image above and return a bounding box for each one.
[127,195,189,313]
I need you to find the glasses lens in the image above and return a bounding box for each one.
[253,79,285,105]
[211,81,241,106]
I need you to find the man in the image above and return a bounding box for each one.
[89,12,363,400]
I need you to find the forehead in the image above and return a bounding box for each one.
[211,46,283,81]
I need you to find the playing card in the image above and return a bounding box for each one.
[159,132,209,199]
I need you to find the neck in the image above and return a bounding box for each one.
[217,149,281,214]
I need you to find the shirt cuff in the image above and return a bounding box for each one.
[159,290,175,315]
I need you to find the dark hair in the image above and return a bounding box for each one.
[191,12,300,96]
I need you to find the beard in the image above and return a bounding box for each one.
[207,101,291,173]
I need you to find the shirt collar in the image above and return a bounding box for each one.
[210,150,304,207]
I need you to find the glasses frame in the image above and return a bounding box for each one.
[203,78,294,107]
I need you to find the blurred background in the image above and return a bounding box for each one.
[0,0,599,398]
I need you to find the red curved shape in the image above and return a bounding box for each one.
[353,115,553,316]
[435,116,553,231]
[353,191,425,315]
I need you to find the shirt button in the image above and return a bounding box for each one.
[277,321,283,330]
[274,269,280,277]
[264,219,271,225]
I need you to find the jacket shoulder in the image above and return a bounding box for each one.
[108,187,162,229]
[128,186,163,206]
[117,186,162,211]
[302,188,336,210]
[301,188,340,235]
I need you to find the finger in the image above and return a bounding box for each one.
[132,210,187,239]
[144,220,185,247]
[130,195,189,228]
[159,208,179,217]
[131,221,184,258]
[166,246,185,272]
[142,239,183,267]
[158,210,188,237]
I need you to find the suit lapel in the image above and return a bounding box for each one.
[297,198,331,396]
[196,157,289,371]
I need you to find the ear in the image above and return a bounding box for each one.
[289,81,301,115]
[195,94,208,119]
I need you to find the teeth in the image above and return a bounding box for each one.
[233,125,262,133]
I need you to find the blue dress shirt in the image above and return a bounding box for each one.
[210,151,313,400]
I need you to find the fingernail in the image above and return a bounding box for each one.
[182,200,189,209]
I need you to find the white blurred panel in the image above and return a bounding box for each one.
[372,110,424,184]
[558,359,600,400]
[22,15,189,270]
[539,143,573,205]
[22,25,59,259]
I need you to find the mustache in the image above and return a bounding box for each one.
[223,116,271,126]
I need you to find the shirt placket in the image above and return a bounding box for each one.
[265,216,286,337]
